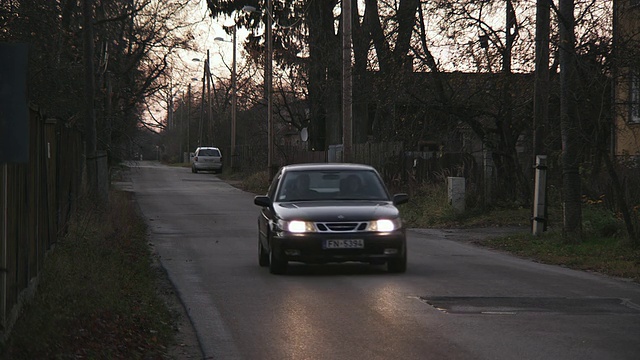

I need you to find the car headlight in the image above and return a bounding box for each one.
[367,219,401,232]
[278,220,316,233]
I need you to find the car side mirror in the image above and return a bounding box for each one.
[392,193,409,206]
[254,195,272,207]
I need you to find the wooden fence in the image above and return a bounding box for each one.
[0,106,83,340]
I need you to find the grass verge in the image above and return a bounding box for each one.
[400,182,640,283]
[478,232,640,282]
[1,191,180,359]
[398,182,535,228]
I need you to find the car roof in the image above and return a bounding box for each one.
[196,147,220,151]
[281,163,377,173]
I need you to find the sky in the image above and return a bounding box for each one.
[173,1,251,94]
[150,1,251,125]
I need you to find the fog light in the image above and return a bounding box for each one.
[285,249,301,256]
[384,248,398,255]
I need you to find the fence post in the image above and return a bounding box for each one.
[532,155,547,235]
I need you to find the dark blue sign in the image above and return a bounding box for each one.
[0,43,29,164]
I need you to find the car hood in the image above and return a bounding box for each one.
[275,200,400,221]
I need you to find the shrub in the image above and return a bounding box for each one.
[582,206,624,238]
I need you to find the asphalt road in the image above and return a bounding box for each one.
[125,161,640,360]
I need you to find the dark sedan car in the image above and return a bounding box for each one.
[253,163,409,274]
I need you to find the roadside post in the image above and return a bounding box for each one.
[532,155,547,235]
[448,177,466,213]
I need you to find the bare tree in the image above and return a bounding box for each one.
[1,0,200,165]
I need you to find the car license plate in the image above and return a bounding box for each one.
[324,239,364,249]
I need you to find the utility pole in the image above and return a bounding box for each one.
[231,25,237,170]
[199,64,206,146]
[215,28,238,170]
[501,0,518,202]
[188,83,192,153]
[206,50,213,145]
[503,0,516,129]
[240,3,272,176]
[179,95,184,161]
[534,0,550,157]
[342,0,353,163]
[266,0,274,180]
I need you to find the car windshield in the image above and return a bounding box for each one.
[199,149,220,156]
[276,169,389,202]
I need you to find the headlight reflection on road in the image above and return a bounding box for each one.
[275,282,409,358]
[272,282,409,358]
[366,283,407,322]
[275,289,322,358]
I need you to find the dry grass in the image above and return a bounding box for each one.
[399,182,534,228]
[1,191,178,359]
[479,232,640,282]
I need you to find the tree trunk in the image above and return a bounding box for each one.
[83,0,98,199]
[532,0,551,229]
[352,0,371,143]
[365,0,420,141]
[559,0,582,240]
[306,1,337,150]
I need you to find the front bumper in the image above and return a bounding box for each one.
[271,230,406,264]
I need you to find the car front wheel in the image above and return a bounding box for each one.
[268,243,287,275]
[387,252,407,273]
[258,238,269,267]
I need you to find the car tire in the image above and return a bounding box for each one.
[387,252,407,273]
[192,166,198,173]
[258,238,269,267]
[268,244,287,275]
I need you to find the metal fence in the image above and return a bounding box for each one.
[1,106,83,340]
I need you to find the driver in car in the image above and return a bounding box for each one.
[290,173,318,200]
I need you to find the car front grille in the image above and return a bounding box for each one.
[315,222,368,232]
